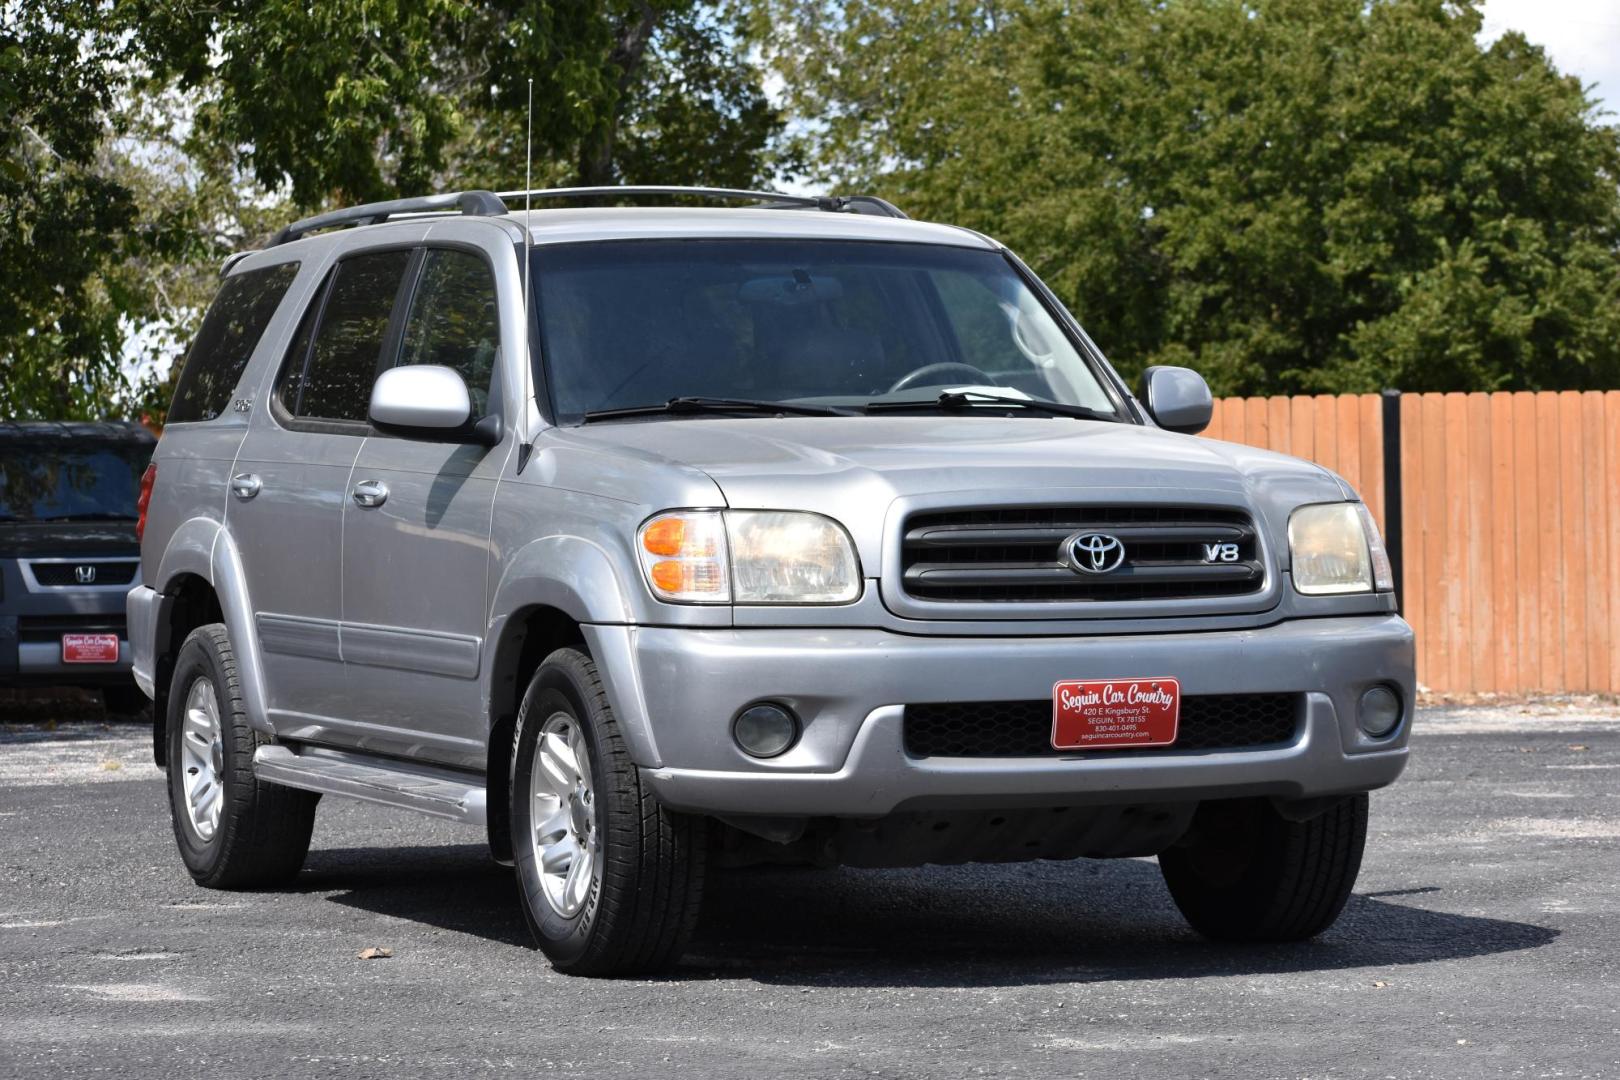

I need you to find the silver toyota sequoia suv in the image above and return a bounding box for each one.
[129,187,1414,976]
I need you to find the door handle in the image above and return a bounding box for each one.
[352,479,389,508]
[230,473,261,500]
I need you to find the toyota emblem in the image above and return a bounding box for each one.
[1066,533,1126,574]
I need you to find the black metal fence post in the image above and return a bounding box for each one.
[1380,389,1404,604]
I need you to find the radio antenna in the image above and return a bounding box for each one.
[517,77,535,473]
[522,76,533,337]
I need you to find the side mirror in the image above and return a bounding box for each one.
[1139,365,1213,435]
[369,365,500,445]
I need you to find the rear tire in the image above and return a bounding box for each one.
[165,624,318,889]
[511,647,707,976]
[1158,794,1368,941]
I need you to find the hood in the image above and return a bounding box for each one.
[0,520,139,558]
[554,416,1350,568]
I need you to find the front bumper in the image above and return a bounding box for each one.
[586,615,1415,818]
[0,616,132,687]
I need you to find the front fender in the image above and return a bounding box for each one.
[484,535,664,766]
[489,533,639,626]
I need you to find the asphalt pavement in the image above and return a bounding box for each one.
[1,702,1616,1079]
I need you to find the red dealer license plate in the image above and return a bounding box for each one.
[62,634,119,664]
[1052,677,1181,750]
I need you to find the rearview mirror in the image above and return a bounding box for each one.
[1139,366,1213,435]
[369,365,493,443]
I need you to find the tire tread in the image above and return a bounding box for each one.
[513,647,705,976]
[169,624,317,889]
[1159,794,1367,942]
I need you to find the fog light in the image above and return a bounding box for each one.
[733,703,799,758]
[1358,685,1402,738]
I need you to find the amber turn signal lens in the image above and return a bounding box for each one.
[642,517,687,557]
[647,557,726,597]
[649,560,686,593]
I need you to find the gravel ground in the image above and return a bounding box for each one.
[0,704,1616,1079]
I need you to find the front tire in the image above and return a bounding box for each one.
[511,647,707,976]
[166,625,318,889]
[1158,794,1368,941]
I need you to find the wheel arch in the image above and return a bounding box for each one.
[149,572,223,767]
[148,520,272,763]
[482,603,588,865]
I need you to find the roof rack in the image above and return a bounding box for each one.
[268,190,508,247]
[495,185,909,219]
[264,184,909,248]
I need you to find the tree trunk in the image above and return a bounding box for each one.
[576,1,659,186]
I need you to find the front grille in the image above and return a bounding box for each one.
[904,694,1301,758]
[18,616,124,644]
[900,505,1264,603]
[28,561,138,587]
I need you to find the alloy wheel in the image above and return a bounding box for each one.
[529,713,600,918]
[178,676,226,841]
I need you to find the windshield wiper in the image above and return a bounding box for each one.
[865,390,1120,423]
[581,396,857,422]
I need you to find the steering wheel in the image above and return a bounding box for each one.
[887,362,999,394]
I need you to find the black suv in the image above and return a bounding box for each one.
[0,421,156,714]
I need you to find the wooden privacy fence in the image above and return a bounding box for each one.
[1204,390,1620,695]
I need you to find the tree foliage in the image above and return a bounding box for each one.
[127,0,782,203]
[3,0,779,421]
[1,1,137,418]
[756,0,1620,395]
[7,0,1620,423]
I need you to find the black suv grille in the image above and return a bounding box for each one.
[900,505,1264,603]
[903,694,1301,758]
[28,561,137,587]
[18,615,124,644]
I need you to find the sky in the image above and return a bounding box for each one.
[1480,0,1620,124]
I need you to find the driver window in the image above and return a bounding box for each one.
[396,249,500,419]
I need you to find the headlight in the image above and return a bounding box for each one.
[727,510,862,602]
[1287,502,1394,595]
[638,510,861,604]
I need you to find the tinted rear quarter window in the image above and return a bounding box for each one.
[167,262,300,424]
[281,250,413,423]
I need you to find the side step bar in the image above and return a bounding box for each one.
[253,745,487,826]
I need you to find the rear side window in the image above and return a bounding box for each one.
[397,249,500,419]
[166,262,299,424]
[281,250,412,423]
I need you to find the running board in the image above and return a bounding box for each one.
[253,745,487,826]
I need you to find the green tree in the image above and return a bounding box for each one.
[127,0,783,203]
[0,1,138,419]
[3,1,782,422]
[757,0,1620,395]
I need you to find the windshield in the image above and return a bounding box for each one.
[0,444,150,522]
[531,239,1123,423]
